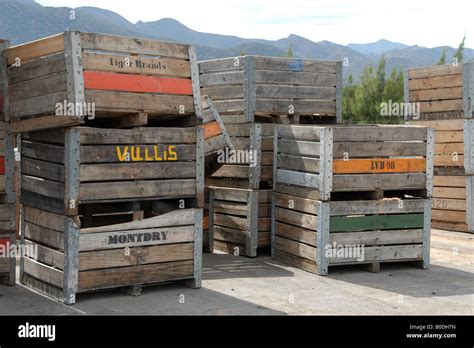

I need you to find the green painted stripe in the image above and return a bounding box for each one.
[330,214,424,233]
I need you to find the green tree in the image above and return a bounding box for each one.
[437,48,447,65]
[342,73,357,124]
[286,44,294,58]
[453,35,466,64]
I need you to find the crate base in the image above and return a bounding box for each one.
[274,250,426,276]
[21,272,200,305]
[213,240,271,258]
[432,221,473,234]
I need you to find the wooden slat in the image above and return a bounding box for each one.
[409,75,463,90]
[86,90,195,116]
[6,34,64,65]
[9,72,67,101]
[8,52,66,84]
[79,127,196,144]
[83,52,191,77]
[79,226,195,252]
[79,162,195,182]
[275,207,317,231]
[278,154,320,173]
[277,169,319,189]
[333,158,426,174]
[255,99,335,116]
[255,71,336,86]
[409,87,463,102]
[11,115,83,134]
[9,91,68,119]
[333,142,428,158]
[78,260,194,291]
[419,99,463,113]
[83,71,193,95]
[330,214,424,232]
[274,193,319,215]
[79,243,193,271]
[332,173,426,191]
[254,57,338,73]
[408,65,463,79]
[275,237,316,262]
[80,32,189,59]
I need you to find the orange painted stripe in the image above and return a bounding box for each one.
[83,71,193,95]
[200,121,222,139]
[203,216,209,230]
[333,158,426,174]
[0,156,4,175]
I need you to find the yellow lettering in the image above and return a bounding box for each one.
[145,147,153,161]
[131,146,144,161]
[169,146,177,161]
[154,145,162,161]
[116,146,129,162]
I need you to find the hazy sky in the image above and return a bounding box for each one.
[36,0,472,48]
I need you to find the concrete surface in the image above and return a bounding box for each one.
[0,229,472,315]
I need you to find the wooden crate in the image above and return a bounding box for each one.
[20,126,205,215]
[272,194,431,275]
[199,56,342,124]
[20,206,202,304]
[4,31,203,133]
[431,175,473,233]
[209,187,271,257]
[407,119,473,176]
[0,39,16,285]
[405,63,473,121]
[275,125,434,201]
[207,123,274,189]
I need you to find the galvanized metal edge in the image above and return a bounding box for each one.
[63,217,79,305]
[249,123,262,189]
[464,119,474,174]
[0,40,10,124]
[336,61,343,124]
[64,128,80,216]
[426,127,435,197]
[196,127,205,208]
[189,46,203,120]
[64,31,85,118]
[466,176,473,233]
[243,56,256,123]
[187,208,203,288]
[422,199,432,269]
[208,189,215,253]
[319,128,333,201]
[19,205,26,284]
[4,130,15,205]
[271,126,279,258]
[404,69,410,122]
[316,202,330,275]
[245,190,258,257]
[463,61,473,119]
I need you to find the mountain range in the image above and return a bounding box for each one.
[1,0,472,81]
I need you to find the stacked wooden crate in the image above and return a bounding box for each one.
[272,125,434,275]
[2,31,235,304]
[200,56,342,257]
[0,39,16,286]
[406,63,473,233]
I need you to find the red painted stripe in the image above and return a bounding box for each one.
[83,71,193,95]
[0,238,10,247]
[0,156,4,175]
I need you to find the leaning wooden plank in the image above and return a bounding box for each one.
[25,241,64,270]
[6,33,65,65]
[78,260,194,291]
[23,257,64,288]
[80,32,189,59]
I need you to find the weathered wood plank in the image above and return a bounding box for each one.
[330,214,424,232]
[23,257,64,288]
[78,260,194,291]
[6,33,64,65]
[332,174,426,191]
[80,32,189,59]
[275,207,317,231]
[408,65,463,79]
[79,127,196,144]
